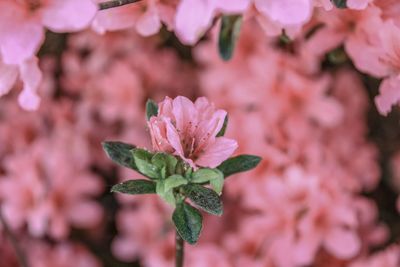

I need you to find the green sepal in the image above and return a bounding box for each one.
[191,168,224,194]
[164,175,188,192]
[218,15,243,61]
[111,179,156,195]
[216,115,228,137]
[151,153,178,177]
[132,148,160,179]
[217,155,261,178]
[172,202,203,244]
[156,181,176,206]
[210,175,224,195]
[102,141,137,170]
[146,99,159,120]
[184,167,193,179]
[183,184,223,216]
[191,168,223,183]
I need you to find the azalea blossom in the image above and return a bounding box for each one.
[148,96,238,168]
[0,0,97,110]
[0,0,97,65]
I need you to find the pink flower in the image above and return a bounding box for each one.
[346,0,371,10]
[0,0,97,110]
[350,245,400,267]
[29,242,101,267]
[148,96,238,168]
[345,14,400,115]
[0,0,97,65]
[175,0,249,44]
[92,0,163,36]
[0,56,42,110]
[254,0,312,27]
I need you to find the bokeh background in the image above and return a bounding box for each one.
[1,3,400,267]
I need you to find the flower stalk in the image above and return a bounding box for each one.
[175,230,184,267]
[98,0,139,10]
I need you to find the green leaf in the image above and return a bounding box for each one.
[218,154,261,178]
[331,0,347,8]
[218,15,242,61]
[102,141,137,170]
[173,202,203,244]
[164,175,188,192]
[132,149,160,179]
[111,179,156,195]
[210,175,224,195]
[151,153,178,177]
[216,115,228,137]
[184,167,193,179]
[146,99,159,120]
[156,180,176,206]
[191,168,223,184]
[183,184,223,216]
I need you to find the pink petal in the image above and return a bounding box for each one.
[0,4,44,65]
[307,97,343,127]
[0,61,18,96]
[50,214,69,239]
[324,227,361,259]
[158,96,174,117]
[164,117,184,157]
[347,0,371,9]
[42,0,97,32]
[135,7,161,36]
[345,15,390,77]
[92,4,139,33]
[172,96,198,134]
[175,0,214,44]
[68,201,103,228]
[254,0,312,26]
[148,117,174,152]
[214,0,249,13]
[195,109,227,144]
[379,21,400,67]
[375,76,400,116]
[195,137,238,168]
[18,57,42,110]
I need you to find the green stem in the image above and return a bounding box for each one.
[98,0,140,10]
[0,209,29,267]
[175,230,184,267]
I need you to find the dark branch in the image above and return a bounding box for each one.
[0,210,29,267]
[99,0,140,10]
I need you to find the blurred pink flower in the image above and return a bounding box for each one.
[0,0,96,110]
[350,245,400,267]
[148,96,238,168]
[29,242,101,267]
[374,22,400,115]
[254,0,312,27]
[0,56,42,110]
[93,0,165,36]
[375,0,400,27]
[175,0,249,44]
[0,0,97,65]
[0,122,103,239]
[342,10,400,115]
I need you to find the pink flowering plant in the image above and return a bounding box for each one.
[102,96,261,266]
